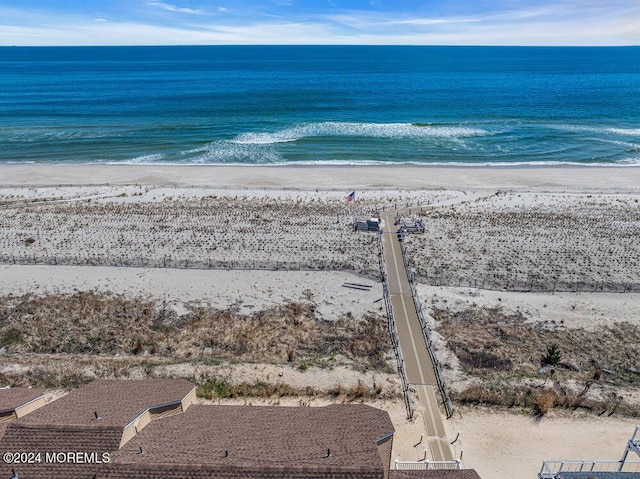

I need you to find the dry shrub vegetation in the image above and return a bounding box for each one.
[0,197,380,276]
[433,305,640,417]
[0,292,393,399]
[196,377,384,402]
[405,193,640,292]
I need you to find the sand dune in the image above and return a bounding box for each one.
[2,164,640,479]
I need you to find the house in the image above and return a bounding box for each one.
[101,403,394,479]
[0,379,196,479]
[0,387,45,423]
[0,380,482,479]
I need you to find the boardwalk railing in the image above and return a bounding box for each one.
[539,460,640,478]
[398,237,454,419]
[395,460,461,471]
[540,425,640,477]
[377,232,414,420]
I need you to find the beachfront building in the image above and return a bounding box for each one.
[0,379,196,479]
[0,379,482,479]
[103,403,395,479]
[0,387,45,423]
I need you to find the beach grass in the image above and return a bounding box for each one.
[0,291,396,395]
[432,304,640,416]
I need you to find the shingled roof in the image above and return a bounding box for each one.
[17,379,195,427]
[0,387,44,415]
[0,425,119,479]
[100,464,386,479]
[103,404,395,479]
[0,382,400,479]
[0,379,196,479]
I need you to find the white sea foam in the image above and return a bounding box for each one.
[122,157,640,168]
[552,124,640,137]
[127,154,165,164]
[3,128,115,142]
[606,128,640,136]
[595,139,640,152]
[190,141,282,164]
[230,122,489,145]
[231,132,299,145]
[616,158,640,165]
[98,156,640,167]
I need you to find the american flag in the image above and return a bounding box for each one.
[345,191,355,202]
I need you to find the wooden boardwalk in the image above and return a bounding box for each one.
[380,212,454,463]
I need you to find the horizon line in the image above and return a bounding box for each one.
[2,44,639,48]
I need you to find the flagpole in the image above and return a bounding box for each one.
[346,191,356,230]
[351,194,356,225]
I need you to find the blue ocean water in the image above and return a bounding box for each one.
[1,45,639,166]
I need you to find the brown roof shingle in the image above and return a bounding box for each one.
[0,379,195,479]
[100,463,385,479]
[0,425,119,479]
[0,387,44,414]
[105,404,394,478]
[0,383,397,479]
[18,379,195,428]
[1,423,122,451]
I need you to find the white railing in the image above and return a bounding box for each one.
[395,459,461,471]
[630,425,640,448]
[539,460,640,478]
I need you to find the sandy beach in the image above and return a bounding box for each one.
[3,164,640,190]
[1,164,639,479]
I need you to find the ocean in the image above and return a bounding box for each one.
[1,45,639,166]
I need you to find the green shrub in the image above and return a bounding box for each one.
[542,344,562,367]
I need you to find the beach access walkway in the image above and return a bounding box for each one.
[380,214,453,462]
[379,192,489,464]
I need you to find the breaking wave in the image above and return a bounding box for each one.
[126,154,165,164]
[189,141,283,164]
[606,128,640,136]
[230,122,490,145]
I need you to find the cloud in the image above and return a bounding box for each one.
[0,0,639,46]
[318,1,640,45]
[147,2,204,15]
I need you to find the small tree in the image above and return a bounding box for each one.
[542,343,562,367]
